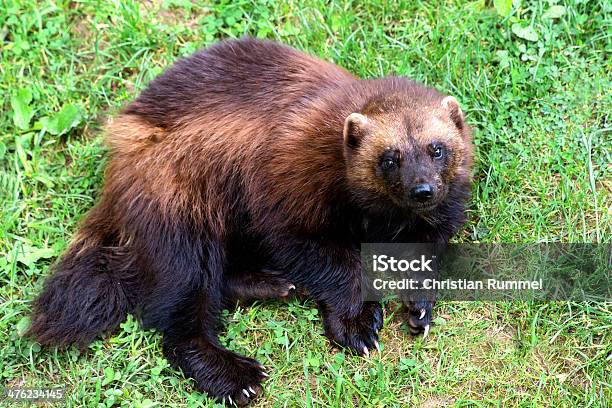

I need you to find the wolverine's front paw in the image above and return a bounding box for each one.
[201,351,267,406]
[166,343,267,406]
[324,302,383,356]
[403,300,434,337]
[215,354,267,406]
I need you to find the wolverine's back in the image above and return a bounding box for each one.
[123,38,355,130]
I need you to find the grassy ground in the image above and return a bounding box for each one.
[1,0,610,407]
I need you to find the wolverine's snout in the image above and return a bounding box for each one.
[409,183,434,203]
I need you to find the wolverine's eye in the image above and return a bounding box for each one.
[431,144,445,160]
[380,150,399,171]
[381,158,397,171]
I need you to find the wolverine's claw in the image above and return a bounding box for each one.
[363,346,369,357]
[423,324,430,338]
[374,340,381,353]
[419,309,426,320]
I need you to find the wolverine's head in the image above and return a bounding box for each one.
[343,84,473,218]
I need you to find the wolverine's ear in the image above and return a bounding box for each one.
[442,96,464,130]
[343,113,370,149]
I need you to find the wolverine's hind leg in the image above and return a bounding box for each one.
[133,216,267,405]
[161,287,269,406]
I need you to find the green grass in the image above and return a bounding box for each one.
[1,0,610,406]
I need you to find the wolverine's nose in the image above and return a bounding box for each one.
[409,183,434,203]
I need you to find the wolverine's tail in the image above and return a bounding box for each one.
[27,204,137,348]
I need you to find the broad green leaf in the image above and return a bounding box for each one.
[16,316,31,337]
[0,141,6,160]
[15,244,57,267]
[493,0,512,17]
[102,367,115,386]
[398,358,418,371]
[41,104,82,136]
[496,50,511,69]
[512,23,539,42]
[543,5,566,19]
[11,88,34,130]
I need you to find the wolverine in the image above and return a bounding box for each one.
[28,38,473,405]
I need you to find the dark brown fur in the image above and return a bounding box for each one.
[28,38,473,405]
